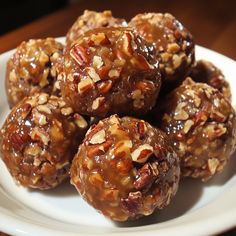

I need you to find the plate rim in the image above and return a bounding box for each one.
[0,41,236,236]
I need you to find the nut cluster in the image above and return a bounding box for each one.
[61,27,161,117]
[0,93,88,189]
[129,13,195,86]
[156,78,236,181]
[70,115,180,221]
[5,38,64,108]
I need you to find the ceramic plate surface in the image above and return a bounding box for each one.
[0,38,236,236]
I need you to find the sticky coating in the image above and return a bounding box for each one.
[5,38,64,108]
[156,78,236,181]
[129,13,195,89]
[61,27,161,117]
[70,115,180,221]
[0,93,88,190]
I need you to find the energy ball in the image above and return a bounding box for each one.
[70,115,180,221]
[0,93,88,190]
[156,78,236,181]
[60,27,161,117]
[6,38,64,108]
[129,13,195,87]
[189,60,231,100]
[66,10,127,47]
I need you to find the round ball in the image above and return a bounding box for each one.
[0,93,88,190]
[70,115,180,221]
[129,13,195,87]
[5,38,64,108]
[60,27,161,117]
[66,10,127,47]
[156,78,236,181]
[189,60,231,100]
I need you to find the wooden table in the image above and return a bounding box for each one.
[0,0,236,60]
[0,0,235,235]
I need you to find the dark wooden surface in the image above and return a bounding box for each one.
[0,0,235,235]
[0,0,236,60]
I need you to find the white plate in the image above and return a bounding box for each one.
[0,39,236,236]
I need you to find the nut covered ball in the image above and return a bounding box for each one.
[0,93,88,190]
[189,60,231,100]
[156,78,236,181]
[66,10,127,47]
[60,27,161,117]
[70,115,180,221]
[129,13,195,87]
[6,38,64,108]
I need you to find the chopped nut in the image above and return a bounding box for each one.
[36,104,52,114]
[174,102,188,120]
[167,43,180,53]
[24,144,42,157]
[30,127,50,146]
[9,70,17,82]
[58,100,66,108]
[11,132,29,151]
[205,124,227,139]
[98,80,112,93]
[32,108,47,126]
[134,163,156,190]
[74,114,88,129]
[161,52,170,62]
[77,77,94,94]
[172,54,181,69]
[108,115,120,125]
[92,97,105,110]
[87,67,101,83]
[174,108,189,120]
[91,32,109,45]
[131,89,144,100]
[70,44,89,66]
[89,171,103,188]
[114,140,133,158]
[108,69,120,79]
[39,51,49,64]
[101,189,119,202]
[183,120,194,134]
[89,129,106,145]
[39,68,50,87]
[122,32,133,55]
[92,56,103,68]
[50,119,64,141]
[131,144,153,163]
[38,93,49,105]
[208,158,220,175]
[194,95,201,107]
[137,121,147,136]
[61,107,73,116]
[50,51,60,61]
[121,191,142,213]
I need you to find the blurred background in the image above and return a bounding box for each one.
[0,0,235,59]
